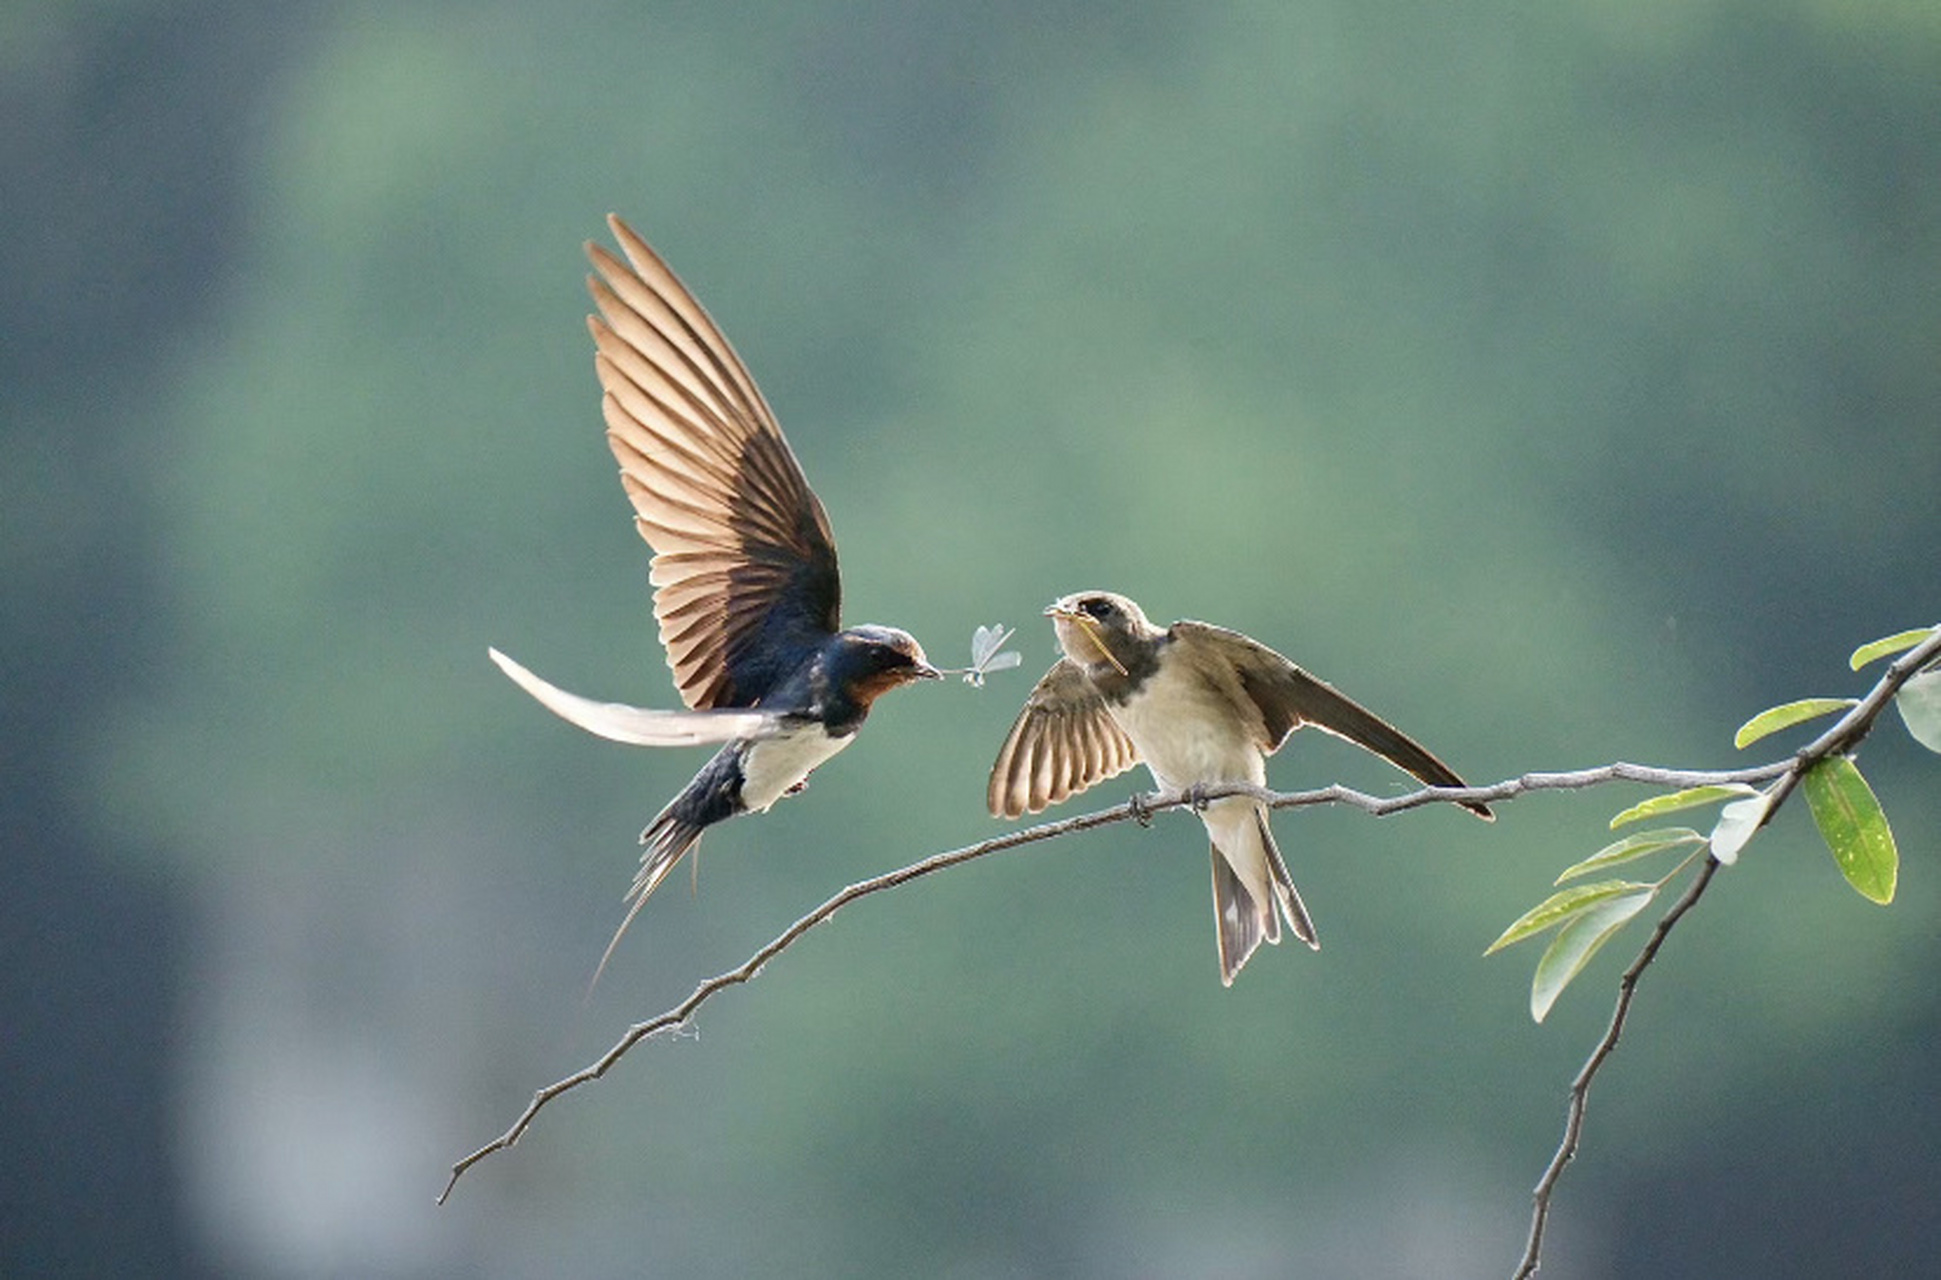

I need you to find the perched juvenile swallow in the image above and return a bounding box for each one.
[989,591,1492,985]
[491,215,941,978]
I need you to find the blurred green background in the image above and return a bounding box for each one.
[6,1,1939,1275]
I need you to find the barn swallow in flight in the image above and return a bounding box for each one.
[989,592,1491,985]
[491,215,941,979]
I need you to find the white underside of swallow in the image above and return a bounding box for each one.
[1109,646,1278,925]
[740,725,853,813]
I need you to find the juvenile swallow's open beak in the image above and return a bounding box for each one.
[1045,602,1128,675]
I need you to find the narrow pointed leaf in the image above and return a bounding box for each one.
[1802,757,1898,904]
[1609,784,1758,831]
[1895,669,1941,754]
[1708,794,1770,865]
[1555,828,1705,885]
[1486,880,1656,955]
[1732,698,1857,749]
[1530,889,1656,1022]
[1849,627,1938,672]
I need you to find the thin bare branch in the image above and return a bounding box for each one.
[438,800,1132,1204]
[1512,627,1941,1278]
[1511,854,1720,1279]
[434,756,1784,1204]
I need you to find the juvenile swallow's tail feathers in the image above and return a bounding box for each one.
[1209,844,1269,988]
[1254,809,1317,950]
[1209,805,1318,986]
[588,744,747,992]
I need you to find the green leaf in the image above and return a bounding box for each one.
[1849,627,1937,672]
[1486,880,1656,955]
[1609,784,1758,830]
[1801,757,1898,904]
[1896,669,1941,754]
[1530,888,1656,1022]
[1732,698,1857,749]
[1554,828,1704,885]
[1707,794,1770,865]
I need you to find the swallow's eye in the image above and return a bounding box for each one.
[1082,599,1113,620]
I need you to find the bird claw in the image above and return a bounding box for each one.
[1129,791,1156,828]
[1185,783,1211,813]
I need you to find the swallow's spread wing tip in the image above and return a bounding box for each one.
[584,218,841,711]
[988,659,1141,819]
[1173,622,1486,810]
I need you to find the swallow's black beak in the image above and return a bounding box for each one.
[911,659,945,681]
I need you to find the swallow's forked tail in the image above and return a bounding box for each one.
[586,797,710,996]
[1209,807,1318,986]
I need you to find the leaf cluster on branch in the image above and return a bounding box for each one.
[1487,624,1940,1277]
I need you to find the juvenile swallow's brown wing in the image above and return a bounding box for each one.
[587,214,841,711]
[988,659,1141,819]
[1171,622,1493,820]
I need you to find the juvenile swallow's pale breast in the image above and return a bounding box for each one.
[1112,647,1266,793]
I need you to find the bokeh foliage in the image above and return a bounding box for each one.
[9,0,1940,1275]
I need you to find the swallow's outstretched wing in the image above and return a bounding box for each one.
[587,214,842,710]
[1170,622,1493,820]
[988,659,1142,819]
